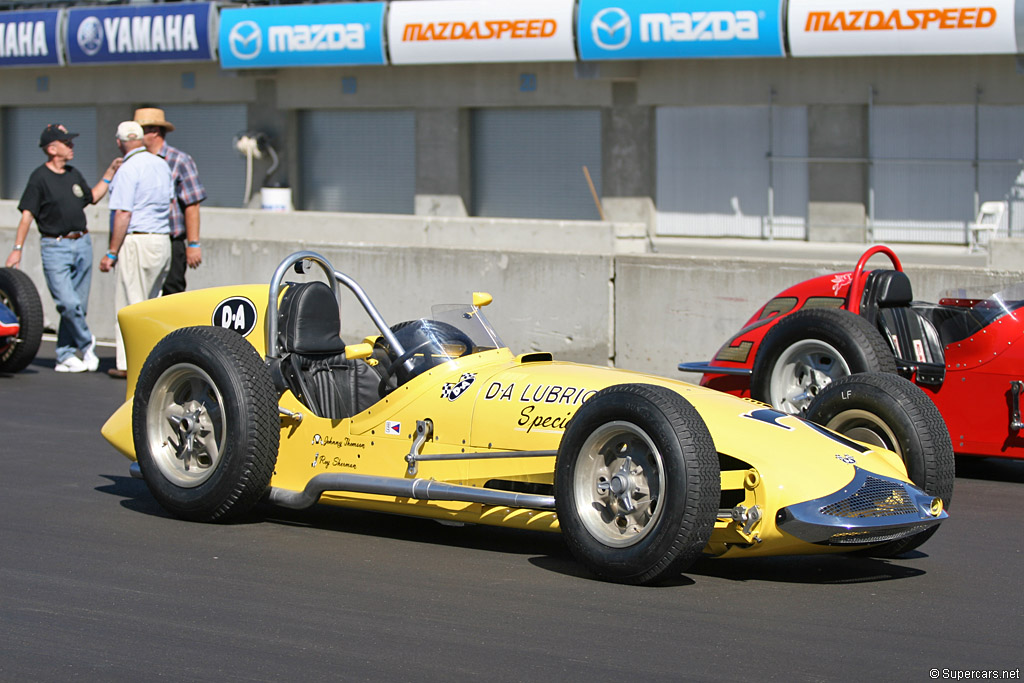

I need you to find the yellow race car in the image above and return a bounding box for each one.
[102,251,951,585]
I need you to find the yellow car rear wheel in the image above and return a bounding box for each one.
[132,326,280,522]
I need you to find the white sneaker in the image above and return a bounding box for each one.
[55,355,89,373]
[82,335,100,372]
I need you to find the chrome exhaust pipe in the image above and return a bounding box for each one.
[268,473,555,511]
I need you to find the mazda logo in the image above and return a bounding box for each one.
[591,7,630,51]
[228,21,262,60]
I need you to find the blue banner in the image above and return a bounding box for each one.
[577,0,784,60]
[0,10,62,67]
[219,3,386,69]
[66,4,215,65]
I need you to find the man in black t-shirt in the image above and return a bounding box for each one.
[6,124,121,373]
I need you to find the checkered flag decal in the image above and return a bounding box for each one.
[441,373,476,401]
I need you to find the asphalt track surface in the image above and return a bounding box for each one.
[2,341,1022,682]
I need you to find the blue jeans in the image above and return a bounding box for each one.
[40,234,93,363]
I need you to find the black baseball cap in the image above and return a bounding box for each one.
[39,123,79,148]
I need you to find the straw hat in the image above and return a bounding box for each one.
[133,107,175,132]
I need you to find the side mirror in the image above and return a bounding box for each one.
[473,292,493,308]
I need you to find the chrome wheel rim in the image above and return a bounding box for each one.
[825,409,903,456]
[770,339,851,414]
[573,421,665,548]
[145,363,225,487]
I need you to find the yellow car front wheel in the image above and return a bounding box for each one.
[555,384,719,586]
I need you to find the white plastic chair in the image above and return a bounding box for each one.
[968,201,1006,252]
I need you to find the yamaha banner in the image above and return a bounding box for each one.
[0,10,63,67]
[219,3,386,69]
[577,0,785,60]
[66,3,216,65]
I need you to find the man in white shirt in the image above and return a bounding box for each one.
[99,121,173,378]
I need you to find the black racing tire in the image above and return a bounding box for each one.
[132,326,279,522]
[0,267,44,373]
[751,308,896,415]
[805,372,954,556]
[555,384,719,585]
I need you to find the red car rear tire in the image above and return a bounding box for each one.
[751,308,896,414]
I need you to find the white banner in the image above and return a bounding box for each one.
[788,0,1018,56]
[387,0,576,64]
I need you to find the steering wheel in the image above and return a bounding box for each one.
[376,320,475,395]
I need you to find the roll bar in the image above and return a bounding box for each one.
[264,251,407,362]
[846,245,903,315]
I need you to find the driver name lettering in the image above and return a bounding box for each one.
[312,434,365,449]
[316,454,357,470]
[484,381,596,405]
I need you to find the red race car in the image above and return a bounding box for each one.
[680,245,1024,461]
[0,267,43,374]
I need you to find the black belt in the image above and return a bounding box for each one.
[45,230,88,241]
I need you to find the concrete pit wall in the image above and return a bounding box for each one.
[4,201,1022,378]
[1,202,624,367]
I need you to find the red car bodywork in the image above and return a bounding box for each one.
[686,246,1024,460]
[0,300,19,347]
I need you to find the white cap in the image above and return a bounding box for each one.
[116,121,144,141]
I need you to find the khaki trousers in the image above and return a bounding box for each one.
[114,233,171,371]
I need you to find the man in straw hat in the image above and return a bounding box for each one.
[133,106,207,295]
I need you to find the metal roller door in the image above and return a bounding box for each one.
[298,110,415,214]
[870,105,975,243]
[979,105,1024,237]
[869,104,1024,243]
[470,108,602,220]
[656,105,807,239]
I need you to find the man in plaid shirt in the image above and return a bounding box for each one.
[134,107,207,295]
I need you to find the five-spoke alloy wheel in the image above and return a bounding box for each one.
[133,326,279,522]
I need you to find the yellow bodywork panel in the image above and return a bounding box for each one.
[102,285,922,558]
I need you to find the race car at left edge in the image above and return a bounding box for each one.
[0,267,44,374]
[101,251,952,585]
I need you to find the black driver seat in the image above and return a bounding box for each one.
[859,269,945,385]
[275,281,379,419]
